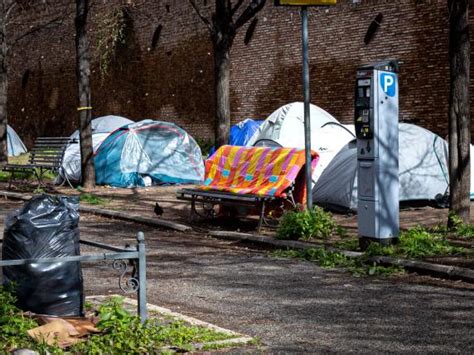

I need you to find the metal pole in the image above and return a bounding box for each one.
[301,6,312,210]
[137,231,148,322]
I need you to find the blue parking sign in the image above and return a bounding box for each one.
[380,73,397,97]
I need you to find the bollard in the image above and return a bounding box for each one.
[137,231,148,322]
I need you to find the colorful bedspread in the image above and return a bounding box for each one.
[201,145,319,201]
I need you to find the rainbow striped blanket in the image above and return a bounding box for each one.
[201,145,318,201]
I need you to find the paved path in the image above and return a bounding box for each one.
[1,200,473,353]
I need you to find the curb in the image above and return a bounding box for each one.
[209,231,474,283]
[0,190,192,232]
[209,230,363,258]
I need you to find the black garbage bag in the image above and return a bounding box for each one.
[2,194,83,316]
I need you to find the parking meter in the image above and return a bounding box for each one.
[355,60,400,247]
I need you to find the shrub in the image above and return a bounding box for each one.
[277,207,336,240]
[195,138,214,158]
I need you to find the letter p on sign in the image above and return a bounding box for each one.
[380,73,396,97]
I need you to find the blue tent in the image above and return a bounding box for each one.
[94,120,204,188]
[229,119,263,146]
[209,119,263,155]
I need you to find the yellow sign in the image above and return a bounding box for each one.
[274,0,337,5]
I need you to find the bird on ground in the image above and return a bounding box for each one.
[154,202,164,216]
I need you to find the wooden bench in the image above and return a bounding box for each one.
[176,188,296,232]
[3,137,77,188]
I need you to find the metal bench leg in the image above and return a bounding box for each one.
[8,171,14,189]
[257,201,266,233]
[189,198,197,221]
[136,232,147,323]
[56,167,74,188]
[33,169,42,187]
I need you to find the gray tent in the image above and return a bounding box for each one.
[313,123,450,211]
[7,124,27,157]
[247,102,355,184]
[59,115,134,183]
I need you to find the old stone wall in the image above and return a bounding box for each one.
[6,0,472,147]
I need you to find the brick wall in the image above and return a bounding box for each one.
[6,0,472,147]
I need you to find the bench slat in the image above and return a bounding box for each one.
[177,188,270,202]
[32,144,69,148]
[30,150,64,155]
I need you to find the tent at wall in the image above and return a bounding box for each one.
[94,120,205,188]
[313,123,451,211]
[247,102,355,183]
[7,124,27,157]
[59,115,134,184]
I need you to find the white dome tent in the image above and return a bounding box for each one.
[313,123,451,211]
[247,102,355,184]
[7,124,27,157]
[59,115,133,184]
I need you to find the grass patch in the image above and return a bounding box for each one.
[0,170,11,182]
[8,153,30,165]
[365,226,467,259]
[333,238,359,251]
[1,289,239,354]
[271,248,404,277]
[446,213,474,239]
[79,193,110,206]
[271,225,469,276]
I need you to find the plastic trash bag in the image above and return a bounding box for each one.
[2,195,83,316]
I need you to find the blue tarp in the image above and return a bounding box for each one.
[94,120,204,188]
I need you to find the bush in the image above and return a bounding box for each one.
[195,138,214,158]
[277,207,336,240]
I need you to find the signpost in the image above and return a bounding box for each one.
[275,0,337,210]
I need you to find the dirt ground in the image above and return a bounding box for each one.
[2,181,473,269]
[1,198,473,353]
[3,181,473,231]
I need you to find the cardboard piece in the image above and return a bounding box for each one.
[27,317,100,348]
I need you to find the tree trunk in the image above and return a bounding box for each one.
[75,0,95,188]
[0,6,8,166]
[448,0,471,223]
[213,40,231,148]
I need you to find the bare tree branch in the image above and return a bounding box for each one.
[231,0,244,17]
[5,1,17,22]
[234,0,266,30]
[188,0,213,32]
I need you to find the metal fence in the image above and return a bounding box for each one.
[0,231,148,322]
